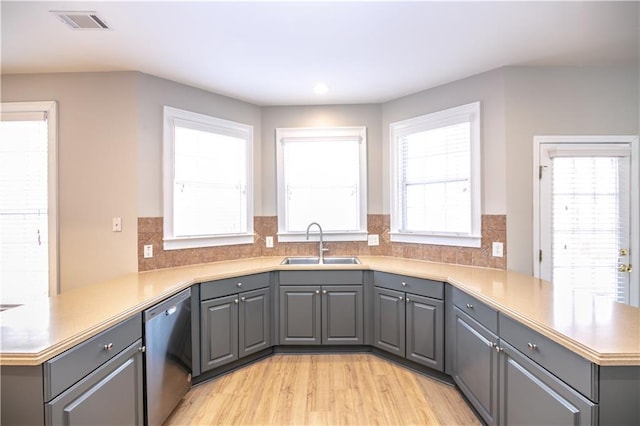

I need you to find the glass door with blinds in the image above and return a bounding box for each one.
[0,101,57,305]
[536,137,638,305]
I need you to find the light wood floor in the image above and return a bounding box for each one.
[164,353,481,425]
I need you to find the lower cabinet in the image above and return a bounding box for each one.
[201,287,271,373]
[452,306,499,426]
[45,340,144,425]
[500,341,596,426]
[279,285,363,345]
[373,286,444,371]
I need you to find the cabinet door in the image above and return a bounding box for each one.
[453,307,499,426]
[406,294,443,371]
[500,342,596,426]
[373,287,405,356]
[239,287,271,358]
[46,341,144,426]
[322,285,363,345]
[279,286,321,345]
[201,294,239,372]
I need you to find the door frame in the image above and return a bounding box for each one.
[532,135,639,306]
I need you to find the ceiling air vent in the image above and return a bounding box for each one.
[52,11,110,30]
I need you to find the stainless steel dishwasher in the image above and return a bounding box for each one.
[144,288,192,426]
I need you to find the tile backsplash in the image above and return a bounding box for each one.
[138,214,506,271]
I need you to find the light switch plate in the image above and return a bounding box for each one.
[265,236,274,248]
[492,242,504,257]
[112,217,122,232]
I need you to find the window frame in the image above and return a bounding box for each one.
[276,126,368,242]
[389,102,481,247]
[163,106,254,250]
[0,100,58,298]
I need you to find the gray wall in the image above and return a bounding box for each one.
[260,104,382,215]
[382,69,507,216]
[137,73,262,217]
[504,66,639,274]
[1,72,139,292]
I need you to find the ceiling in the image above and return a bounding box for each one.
[1,1,638,106]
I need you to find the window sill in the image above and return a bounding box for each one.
[163,234,255,250]
[390,232,481,248]
[277,231,368,243]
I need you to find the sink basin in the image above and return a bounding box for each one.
[280,256,361,265]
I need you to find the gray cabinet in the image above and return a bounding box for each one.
[499,341,596,426]
[201,286,271,373]
[452,306,499,426]
[45,340,144,426]
[279,284,364,345]
[372,273,444,371]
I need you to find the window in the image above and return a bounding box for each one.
[0,101,58,304]
[276,126,367,241]
[163,107,253,249]
[390,102,481,247]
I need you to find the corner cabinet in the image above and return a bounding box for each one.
[278,271,364,345]
[199,273,271,373]
[373,272,444,371]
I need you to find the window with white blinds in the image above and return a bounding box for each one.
[0,101,57,304]
[276,127,367,241]
[163,107,253,249]
[390,102,481,247]
[551,151,630,302]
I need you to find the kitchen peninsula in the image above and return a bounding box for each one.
[1,256,639,425]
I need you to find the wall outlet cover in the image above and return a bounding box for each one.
[265,236,274,248]
[367,234,380,246]
[143,244,153,259]
[492,242,504,257]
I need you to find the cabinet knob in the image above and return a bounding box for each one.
[406,298,411,303]
[495,345,504,353]
[466,303,474,309]
[488,342,497,349]
[315,290,320,294]
[527,342,538,351]
[237,282,242,287]
[398,296,404,301]
[234,299,239,304]
[401,282,407,287]
[322,290,327,294]
[138,346,146,353]
[240,296,246,302]
[103,343,114,351]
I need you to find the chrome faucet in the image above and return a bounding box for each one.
[306,222,329,264]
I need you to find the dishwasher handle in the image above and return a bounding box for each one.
[165,306,177,316]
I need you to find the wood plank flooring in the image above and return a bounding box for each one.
[164,354,481,425]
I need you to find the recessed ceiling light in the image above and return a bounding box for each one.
[51,11,110,30]
[313,83,329,95]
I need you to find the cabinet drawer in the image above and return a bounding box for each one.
[44,314,142,401]
[373,272,443,299]
[498,313,596,400]
[279,270,362,285]
[200,273,269,301]
[452,287,498,333]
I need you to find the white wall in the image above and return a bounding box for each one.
[260,104,382,215]
[1,72,139,292]
[381,69,507,215]
[504,66,639,274]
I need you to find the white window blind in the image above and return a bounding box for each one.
[163,107,253,250]
[551,154,630,302]
[276,127,367,241]
[390,102,481,247]
[0,116,49,304]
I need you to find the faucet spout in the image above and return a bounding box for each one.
[306,222,328,263]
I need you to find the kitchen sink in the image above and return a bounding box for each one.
[280,256,361,265]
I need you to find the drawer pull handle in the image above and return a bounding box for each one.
[237,282,242,287]
[401,282,407,287]
[104,343,114,351]
[527,343,538,351]
[466,303,474,309]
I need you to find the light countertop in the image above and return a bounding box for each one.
[1,256,638,366]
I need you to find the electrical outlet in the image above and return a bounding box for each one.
[367,234,380,246]
[112,217,122,232]
[492,242,504,257]
[265,236,274,248]
[143,244,153,259]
